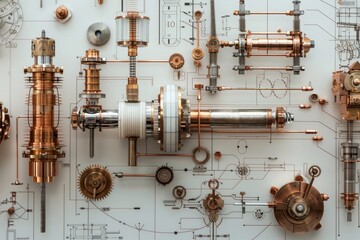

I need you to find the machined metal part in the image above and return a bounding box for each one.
[169,53,185,69]
[87,22,111,46]
[23,31,65,233]
[206,0,220,93]
[190,107,294,129]
[203,179,224,222]
[155,166,174,186]
[173,185,186,199]
[222,0,314,74]
[270,166,328,233]
[73,49,108,158]
[0,102,10,144]
[78,165,113,200]
[333,62,360,120]
[54,5,71,23]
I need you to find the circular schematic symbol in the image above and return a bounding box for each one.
[258,79,273,98]
[237,139,248,154]
[172,185,186,199]
[0,0,23,46]
[254,208,265,220]
[273,79,288,99]
[155,166,174,186]
[237,165,250,177]
[78,165,113,201]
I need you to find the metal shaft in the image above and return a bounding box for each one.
[40,183,46,233]
[128,138,137,166]
[89,128,95,158]
[342,121,359,212]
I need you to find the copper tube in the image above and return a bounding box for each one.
[137,153,192,157]
[122,174,154,177]
[106,59,168,63]
[248,32,290,35]
[218,86,313,91]
[246,66,295,71]
[193,129,317,134]
[249,11,294,15]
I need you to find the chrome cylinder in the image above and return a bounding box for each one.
[190,109,293,129]
[77,109,119,129]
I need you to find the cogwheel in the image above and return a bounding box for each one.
[78,165,113,201]
[155,166,174,186]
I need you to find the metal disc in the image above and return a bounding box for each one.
[87,22,111,46]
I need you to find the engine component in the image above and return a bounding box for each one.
[23,31,65,233]
[78,165,113,201]
[54,5,71,23]
[206,0,220,93]
[169,53,185,69]
[203,179,224,222]
[270,166,328,234]
[190,107,294,129]
[116,10,150,166]
[221,0,314,75]
[87,22,111,46]
[192,10,204,67]
[332,61,360,120]
[72,49,109,158]
[333,63,360,216]
[0,102,10,143]
[155,166,174,186]
[173,185,186,199]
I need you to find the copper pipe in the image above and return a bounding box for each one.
[248,32,290,35]
[194,129,317,134]
[249,11,293,15]
[218,86,313,91]
[106,59,168,63]
[137,153,192,157]
[122,174,154,177]
[246,66,295,71]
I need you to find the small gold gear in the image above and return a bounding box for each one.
[78,165,113,201]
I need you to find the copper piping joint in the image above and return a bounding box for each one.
[23,30,65,233]
[72,49,107,158]
[0,102,10,144]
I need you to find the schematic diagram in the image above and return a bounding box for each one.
[0,0,358,240]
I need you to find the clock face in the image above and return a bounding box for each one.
[0,0,23,46]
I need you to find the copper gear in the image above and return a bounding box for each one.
[78,165,113,201]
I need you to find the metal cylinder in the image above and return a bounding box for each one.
[341,142,359,210]
[191,109,274,128]
[24,32,64,183]
[77,109,119,129]
[115,12,150,47]
[128,138,137,166]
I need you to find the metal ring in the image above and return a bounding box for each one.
[192,146,210,165]
[308,165,321,178]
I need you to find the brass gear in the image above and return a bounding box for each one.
[78,165,113,201]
